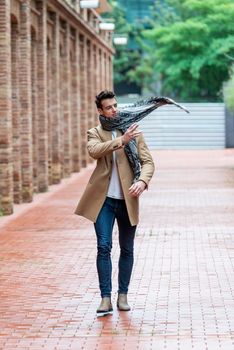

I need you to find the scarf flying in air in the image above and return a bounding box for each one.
[99,96,189,182]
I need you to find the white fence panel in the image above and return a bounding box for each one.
[126,103,225,149]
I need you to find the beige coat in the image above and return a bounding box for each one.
[74,125,155,226]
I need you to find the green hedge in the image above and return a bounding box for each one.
[223,66,234,111]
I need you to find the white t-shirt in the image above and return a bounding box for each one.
[107,130,124,199]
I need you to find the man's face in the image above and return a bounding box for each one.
[98,97,118,118]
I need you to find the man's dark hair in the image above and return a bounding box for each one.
[95,90,116,109]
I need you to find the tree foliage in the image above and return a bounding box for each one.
[104,1,142,86]
[223,65,234,111]
[129,0,234,101]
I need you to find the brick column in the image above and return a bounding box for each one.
[31,31,39,193]
[104,52,108,89]
[0,0,13,214]
[19,0,33,202]
[99,48,105,91]
[59,39,65,177]
[88,41,95,163]
[47,39,53,185]
[36,0,48,192]
[109,54,113,90]
[104,51,108,89]
[71,30,81,172]
[106,53,111,90]
[93,44,97,94]
[98,48,103,91]
[79,34,88,167]
[96,47,100,94]
[50,12,61,184]
[87,40,93,131]
[106,52,111,90]
[11,20,22,204]
[61,23,72,177]
[93,44,98,126]
[102,50,106,90]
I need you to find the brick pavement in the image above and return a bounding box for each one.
[0,150,234,350]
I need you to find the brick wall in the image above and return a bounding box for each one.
[0,0,114,215]
[0,0,13,215]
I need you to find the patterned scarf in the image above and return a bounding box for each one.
[99,96,189,182]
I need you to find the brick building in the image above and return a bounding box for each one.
[0,0,114,215]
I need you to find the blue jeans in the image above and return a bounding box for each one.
[94,197,136,298]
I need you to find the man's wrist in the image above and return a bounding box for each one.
[138,179,147,189]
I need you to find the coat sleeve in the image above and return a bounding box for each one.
[137,134,155,187]
[87,128,124,159]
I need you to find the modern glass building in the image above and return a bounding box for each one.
[117,0,154,24]
[114,0,156,95]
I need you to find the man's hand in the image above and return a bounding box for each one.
[121,123,141,145]
[129,180,146,197]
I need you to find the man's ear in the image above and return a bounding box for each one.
[97,108,103,114]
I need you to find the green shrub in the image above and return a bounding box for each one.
[223,66,234,111]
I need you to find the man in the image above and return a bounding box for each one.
[75,90,155,317]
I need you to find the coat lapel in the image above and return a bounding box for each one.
[97,125,112,141]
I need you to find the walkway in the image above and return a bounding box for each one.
[0,150,234,350]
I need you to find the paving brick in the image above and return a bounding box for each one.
[0,150,234,349]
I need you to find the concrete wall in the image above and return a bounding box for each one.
[225,108,234,148]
